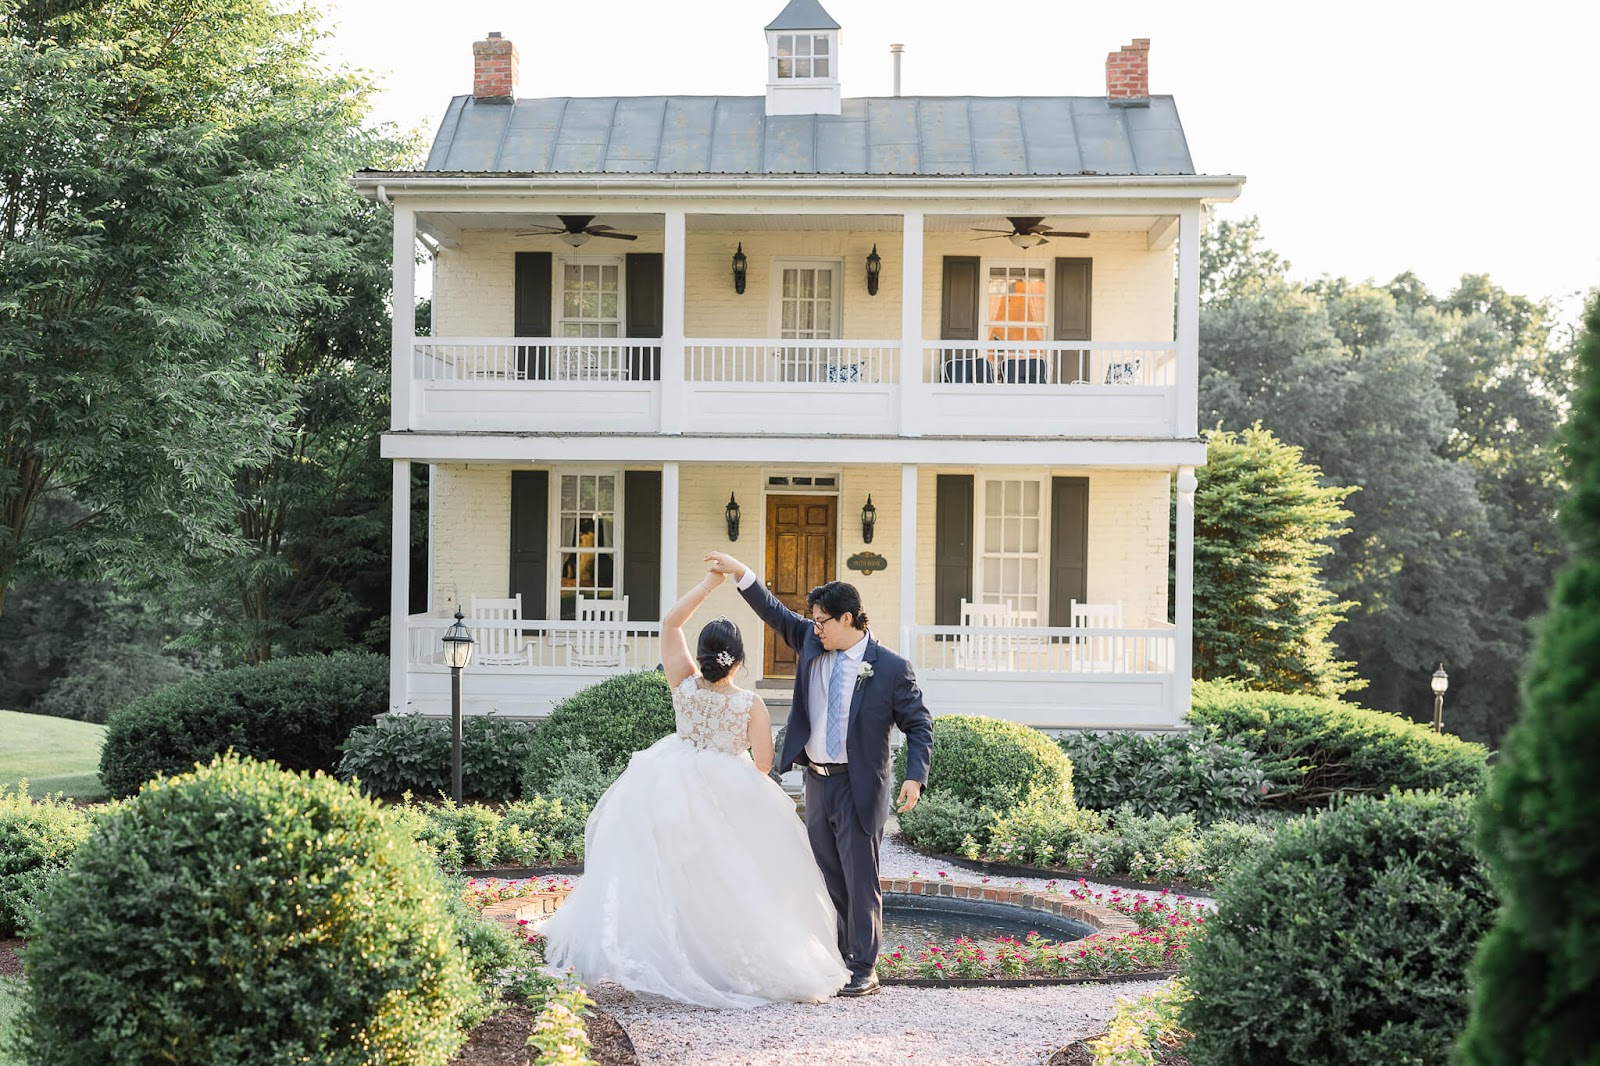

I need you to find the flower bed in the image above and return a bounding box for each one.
[876,877,1205,985]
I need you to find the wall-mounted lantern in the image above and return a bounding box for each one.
[861,494,877,543]
[865,244,882,296]
[732,243,748,295]
[725,492,742,541]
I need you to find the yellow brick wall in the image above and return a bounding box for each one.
[430,463,512,612]
[430,226,1172,342]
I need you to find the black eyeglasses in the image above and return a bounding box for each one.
[810,614,835,630]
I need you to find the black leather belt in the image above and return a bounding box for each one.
[807,762,850,777]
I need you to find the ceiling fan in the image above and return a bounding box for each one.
[515,215,639,247]
[971,217,1090,249]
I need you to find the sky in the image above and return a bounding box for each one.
[317,0,1599,329]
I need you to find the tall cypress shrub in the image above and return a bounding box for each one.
[1456,295,1600,1065]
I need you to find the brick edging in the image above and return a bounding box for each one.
[880,875,1139,936]
[480,874,1139,941]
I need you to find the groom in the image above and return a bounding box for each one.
[705,551,933,997]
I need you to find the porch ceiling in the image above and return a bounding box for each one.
[417,211,1174,234]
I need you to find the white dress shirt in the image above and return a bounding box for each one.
[736,567,867,764]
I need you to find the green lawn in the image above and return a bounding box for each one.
[0,711,106,801]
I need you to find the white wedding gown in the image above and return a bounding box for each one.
[541,675,850,1008]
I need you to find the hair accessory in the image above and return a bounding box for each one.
[715,651,735,667]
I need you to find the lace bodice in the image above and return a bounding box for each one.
[674,675,755,756]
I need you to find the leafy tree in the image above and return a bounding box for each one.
[1198,217,1569,744]
[1193,425,1359,697]
[0,0,380,618]
[1457,293,1600,1065]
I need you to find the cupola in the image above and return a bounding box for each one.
[764,0,841,116]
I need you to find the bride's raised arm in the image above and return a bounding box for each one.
[659,566,728,688]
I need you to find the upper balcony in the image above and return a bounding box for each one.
[387,205,1205,442]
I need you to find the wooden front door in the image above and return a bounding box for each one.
[763,494,837,677]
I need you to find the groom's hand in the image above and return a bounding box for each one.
[704,552,747,582]
[895,779,923,814]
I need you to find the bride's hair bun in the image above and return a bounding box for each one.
[696,617,744,682]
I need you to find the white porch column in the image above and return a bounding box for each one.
[660,462,680,612]
[900,464,918,651]
[390,203,416,431]
[390,459,411,714]
[898,211,925,437]
[1175,204,1201,439]
[1175,467,1197,725]
[661,209,687,434]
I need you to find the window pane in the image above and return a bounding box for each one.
[781,302,796,330]
[986,481,1002,510]
[783,270,798,298]
[795,57,811,78]
[777,57,794,77]
[1024,481,1039,511]
[795,36,812,56]
[561,476,576,509]
[1004,480,1021,512]
[579,477,595,511]
[798,270,815,299]
[814,35,829,55]
[1023,517,1039,553]
[1003,517,1020,553]
[815,299,831,331]
[777,35,793,57]
[598,477,614,511]
[601,264,618,285]
[986,517,1001,545]
[814,56,830,78]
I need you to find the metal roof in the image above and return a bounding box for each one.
[422,94,1194,176]
[765,0,840,30]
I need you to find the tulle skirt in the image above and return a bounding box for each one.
[541,734,850,1008]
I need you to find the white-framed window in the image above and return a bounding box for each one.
[555,471,618,620]
[978,478,1043,619]
[984,263,1048,342]
[774,33,831,79]
[554,256,625,379]
[771,258,842,381]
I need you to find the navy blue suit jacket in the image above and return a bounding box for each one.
[740,580,934,835]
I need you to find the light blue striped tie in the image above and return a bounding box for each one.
[826,651,846,760]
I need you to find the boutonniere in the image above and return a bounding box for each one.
[855,662,873,687]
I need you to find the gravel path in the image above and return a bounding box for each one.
[523,826,1211,1065]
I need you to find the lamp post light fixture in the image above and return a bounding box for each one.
[441,607,475,803]
[865,244,882,296]
[731,243,748,295]
[725,492,742,542]
[861,494,877,543]
[1430,663,1449,734]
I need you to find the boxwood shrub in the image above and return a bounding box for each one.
[519,670,675,797]
[1188,679,1489,809]
[1181,790,1495,1065]
[99,652,387,798]
[337,711,539,801]
[894,714,1073,811]
[0,785,93,937]
[1059,727,1270,824]
[18,754,476,1066]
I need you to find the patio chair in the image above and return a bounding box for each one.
[955,598,1016,671]
[569,596,630,668]
[469,594,532,666]
[1069,600,1124,672]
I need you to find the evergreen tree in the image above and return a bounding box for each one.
[1456,293,1600,1064]
[1193,425,1360,697]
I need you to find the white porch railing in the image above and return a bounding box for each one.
[911,623,1176,674]
[413,338,661,382]
[406,613,664,672]
[922,341,1176,387]
[684,340,901,384]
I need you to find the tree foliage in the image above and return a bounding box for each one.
[1199,216,1573,744]
[1193,425,1359,697]
[0,0,388,619]
[1457,294,1600,1065]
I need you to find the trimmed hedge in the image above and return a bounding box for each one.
[337,711,539,801]
[18,754,476,1066]
[1181,791,1495,1065]
[1059,727,1270,824]
[0,785,92,937]
[99,652,387,798]
[1188,679,1489,809]
[894,714,1073,811]
[519,671,675,797]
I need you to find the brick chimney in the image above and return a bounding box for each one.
[472,31,518,102]
[1106,38,1150,106]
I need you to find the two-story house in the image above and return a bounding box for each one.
[356,0,1242,730]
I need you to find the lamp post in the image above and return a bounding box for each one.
[441,608,475,803]
[1430,663,1449,734]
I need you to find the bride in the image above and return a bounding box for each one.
[540,567,850,1007]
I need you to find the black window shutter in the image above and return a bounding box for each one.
[934,474,974,626]
[510,470,549,619]
[941,256,981,340]
[624,253,664,381]
[1053,257,1093,383]
[1049,476,1089,627]
[514,252,552,380]
[623,470,662,621]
